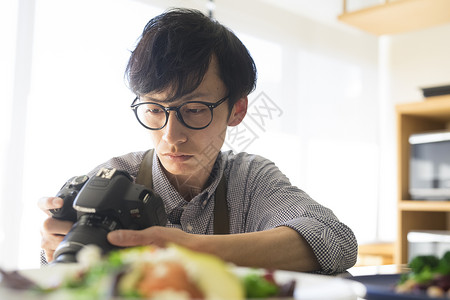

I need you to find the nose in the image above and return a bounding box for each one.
[161,111,187,145]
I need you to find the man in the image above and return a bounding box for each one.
[39,8,357,274]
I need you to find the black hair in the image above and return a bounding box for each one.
[125,8,257,108]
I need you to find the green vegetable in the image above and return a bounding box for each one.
[241,273,279,298]
[409,255,440,274]
[401,251,450,285]
[107,250,124,267]
[437,251,450,275]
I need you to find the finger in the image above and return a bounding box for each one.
[42,217,73,235]
[107,229,147,247]
[40,233,64,252]
[37,197,64,215]
[45,250,54,263]
[40,228,65,263]
[108,227,171,248]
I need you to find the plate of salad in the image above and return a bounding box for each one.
[351,251,450,299]
[0,244,361,300]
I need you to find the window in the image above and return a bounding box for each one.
[11,0,162,269]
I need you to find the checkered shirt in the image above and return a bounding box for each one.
[75,150,357,274]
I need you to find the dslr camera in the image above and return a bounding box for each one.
[50,167,167,263]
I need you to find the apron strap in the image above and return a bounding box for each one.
[213,173,229,235]
[136,149,230,234]
[136,149,155,190]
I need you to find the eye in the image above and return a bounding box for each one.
[182,103,209,115]
[146,108,161,113]
[187,108,205,114]
[143,104,164,114]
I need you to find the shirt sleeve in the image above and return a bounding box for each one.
[242,155,358,274]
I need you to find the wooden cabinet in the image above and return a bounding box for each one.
[396,95,450,264]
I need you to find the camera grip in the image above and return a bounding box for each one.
[50,175,89,222]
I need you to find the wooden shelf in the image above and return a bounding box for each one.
[396,96,450,264]
[357,242,394,266]
[399,200,450,212]
[338,0,450,36]
[396,95,450,121]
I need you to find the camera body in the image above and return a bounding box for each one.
[51,168,167,263]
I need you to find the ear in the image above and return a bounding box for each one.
[227,97,248,126]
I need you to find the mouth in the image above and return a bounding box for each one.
[162,153,193,162]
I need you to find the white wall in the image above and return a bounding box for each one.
[388,24,450,104]
[376,23,450,241]
[216,0,382,244]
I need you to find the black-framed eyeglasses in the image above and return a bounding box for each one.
[130,95,229,130]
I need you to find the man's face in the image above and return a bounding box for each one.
[140,57,231,179]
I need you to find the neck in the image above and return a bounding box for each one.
[165,164,215,201]
[159,152,220,201]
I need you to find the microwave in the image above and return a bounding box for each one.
[408,230,450,261]
[409,131,450,200]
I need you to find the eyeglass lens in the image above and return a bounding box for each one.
[135,102,213,129]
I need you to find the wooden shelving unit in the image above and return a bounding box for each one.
[396,95,450,264]
[399,200,450,212]
[338,0,450,36]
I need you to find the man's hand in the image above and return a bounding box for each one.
[37,197,74,262]
[107,226,191,249]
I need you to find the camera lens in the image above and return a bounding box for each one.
[53,214,122,263]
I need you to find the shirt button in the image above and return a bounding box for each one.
[202,200,207,206]
[186,223,193,232]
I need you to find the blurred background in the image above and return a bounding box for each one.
[1,0,449,269]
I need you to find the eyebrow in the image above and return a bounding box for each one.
[141,92,211,103]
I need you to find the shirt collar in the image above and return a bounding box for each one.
[151,151,225,211]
